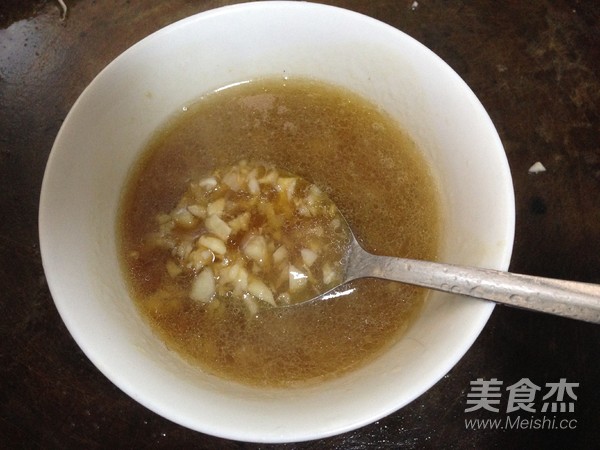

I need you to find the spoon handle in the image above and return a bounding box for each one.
[349,250,600,323]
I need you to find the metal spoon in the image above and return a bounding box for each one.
[300,230,600,324]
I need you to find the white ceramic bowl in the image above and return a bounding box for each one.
[39,1,514,443]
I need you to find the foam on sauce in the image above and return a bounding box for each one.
[118,77,441,387]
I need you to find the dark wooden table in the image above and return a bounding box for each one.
[1,1,598,448]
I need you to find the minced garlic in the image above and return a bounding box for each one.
[145,160,349,311]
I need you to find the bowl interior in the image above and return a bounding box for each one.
[39,1,514,443]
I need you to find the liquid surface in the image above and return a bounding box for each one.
[118,77,441,387]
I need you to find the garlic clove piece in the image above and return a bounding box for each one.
[247,277,275,306]
[190,267,216,303]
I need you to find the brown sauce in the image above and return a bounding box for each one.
[118,77,441,387]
